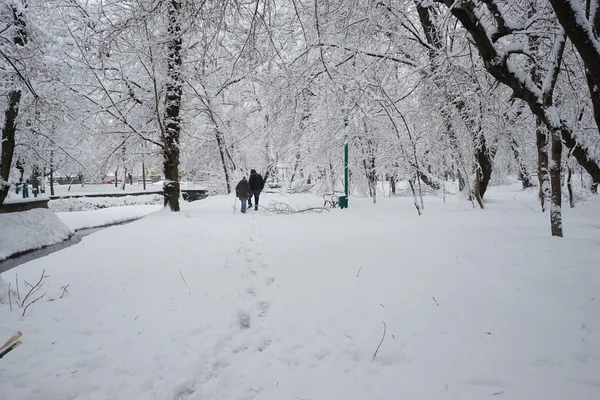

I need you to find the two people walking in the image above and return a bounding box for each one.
[235,169,264,213]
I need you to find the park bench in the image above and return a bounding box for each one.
[323,192,345,208]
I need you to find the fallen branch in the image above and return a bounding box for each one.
[356,266,363,278]
[263,201,330,214]
[372,321,387,361]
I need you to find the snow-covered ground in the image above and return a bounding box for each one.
[1,184,599,400]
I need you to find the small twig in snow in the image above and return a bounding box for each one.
[372,321,387,361]
[22,293,46,317]
[60,285,70,299]
[20,269,48,308]
[179,269,188,286]
[8,282,12,312]
[15,274,20,302]
[356,266,363,277]
[433,296,439,306]
[493,391,504,396]
[345,335,353,339]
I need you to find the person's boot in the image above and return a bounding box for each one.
[254,205,258,211]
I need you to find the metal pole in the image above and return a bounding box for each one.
[344,143,349,198]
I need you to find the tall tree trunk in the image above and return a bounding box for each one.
[536,124,551,212]
[0,91,21,205]
[549,128,563,237]
[592,180,598,194]
[163,0,183,211]
[0,3,27,206]
[474,134,493,199]
[390,175,396,195]
[215,128,231,193]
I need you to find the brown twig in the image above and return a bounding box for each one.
[20,269,48,308]
[372,321,387,361]
[179,269,188,286]
[356,266,363,278]
[8,282,12,312]
[22,293,46,317]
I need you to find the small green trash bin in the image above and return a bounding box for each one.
[338,195,348,209]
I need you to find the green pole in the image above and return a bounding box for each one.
[344,143,349,198]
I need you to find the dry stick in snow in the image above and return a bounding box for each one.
[433,296,440,306]
[20,269,48,308]
[372,321,387,361]
[60,285,70,299]
[356,266,363,277]
[179,269,188,286]
[8,283,12,312]
[22,293,45,317]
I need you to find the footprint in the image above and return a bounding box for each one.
[245,286,256,296]
[258,338,272,352]
[265,276,276,285]
[258,300,271,316]
[237,311,251,328]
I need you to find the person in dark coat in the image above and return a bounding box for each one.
[248,169,264,211]
[235,176,251,213]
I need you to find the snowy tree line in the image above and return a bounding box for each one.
[1,0,599,235]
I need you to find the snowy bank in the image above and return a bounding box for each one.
[49,194,162,212]
[0,209,73,261]
[57,205,162,231]
[0,186,599,399]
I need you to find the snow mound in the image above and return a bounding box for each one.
[0,209,73,261]
[49,194,163,212]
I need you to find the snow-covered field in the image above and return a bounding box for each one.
[1,184,599,400]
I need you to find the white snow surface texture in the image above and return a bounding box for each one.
[0,209,73,261]
[1,185,599,400]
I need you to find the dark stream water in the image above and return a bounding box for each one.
[0,220,136,273]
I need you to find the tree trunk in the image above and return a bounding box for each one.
[114,169,118,188]
[549,128,563,237]
[592,180,598,194]
[390,175,396,195]
[50,151,55,196]
[536,124,551,212]
[567,163,575,208]
[474,134,493,199]
[510,136,534,188]
[142,158,146,190]
[0,90,21,206]
[215,128,231,194]
[407,178,422,216]
[474,168,484,209]
[163,0,183,212]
